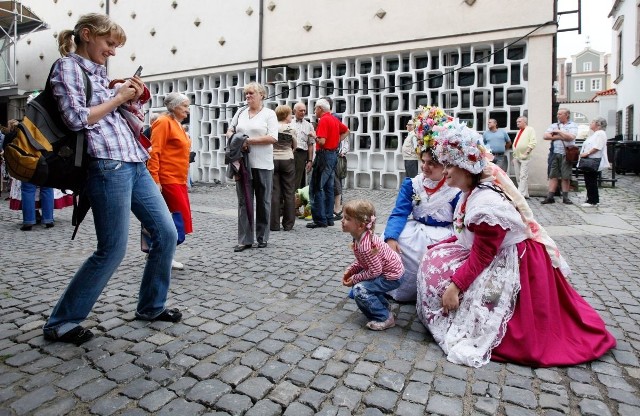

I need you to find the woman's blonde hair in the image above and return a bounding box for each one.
[243,82,267,100]
[343,199,377,232]
[275,105,292,122]
[58,13,126,57]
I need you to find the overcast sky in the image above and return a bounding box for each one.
[556,0,612,59]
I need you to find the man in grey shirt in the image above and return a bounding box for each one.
[541,108,578,204]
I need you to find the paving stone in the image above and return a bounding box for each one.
[96,352,136,371]
[268,381,301,407]
[332,386,362,411]
[148,367,182,387]
[32,395,76,416]
[311,346,335,360]
[4,349,42,367]
[167,377,199,395]
[298,389,326,411]
[21,372,57,392]
[215,393,253,415]
[578,399,612,416]
[433,375,466,397]
[135,351,169,369]
[503,405,537,416]
[502,385,538,408]
[55,367,101,390]
[375,369,405,392]
[245,399,282,416]
[474,396,499,415]
[257,339,286,355]
[286,368,315,387]
[323,360,350,378]
[619,403,640,416]
[539,392,569,412]
[607,388,640,406]
[426,394,463,416]
[90,394,131,416]
[186,379,232,407]
[353,361,379,377]
[363,388,398,413]
[74,377,118,401]
[219,365,253,387]
[570,382,603,399]
[137,387,178,412]
[106,363,145,383]
[240,350,269,370]
[189,362,221,380]
[120,378,161,399]
[402,381,430,405]
[282,402,314,416]
[278,348,304,365]
[156,398,206,416]
[9,385,57,415]
[597,373,635,392]
[310,374,338,393]
[236,377,274,401]
[298,358,325,372]
[396,400,426,416]
[258,360,291,383]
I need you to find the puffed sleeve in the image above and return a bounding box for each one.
[450,222,507,291]
[383,177,415,241]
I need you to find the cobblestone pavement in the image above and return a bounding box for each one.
[1,173,640,416]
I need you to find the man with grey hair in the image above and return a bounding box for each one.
[482,118,511,172]
[542,108,577,204]
[511,116,537,198]
[307,98,349,228]
[292,102,316,188]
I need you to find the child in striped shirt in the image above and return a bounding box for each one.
[342,200,405,330]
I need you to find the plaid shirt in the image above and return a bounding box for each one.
[49,53,148,162]
[346,231,404,284]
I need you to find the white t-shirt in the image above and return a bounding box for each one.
[234,107,278,170]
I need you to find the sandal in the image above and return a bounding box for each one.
[234,244,252,252]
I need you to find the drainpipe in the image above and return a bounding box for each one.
[258,0,264,83]
[552,0,558,120]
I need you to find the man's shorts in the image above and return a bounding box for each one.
[548,153,572,179]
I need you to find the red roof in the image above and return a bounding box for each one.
[595,88,617,97]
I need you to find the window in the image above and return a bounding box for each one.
[616,31,624,81]
[626,105,634,140]
[591,79,602,91]
[583,62,592,72]
[574,79,585,92]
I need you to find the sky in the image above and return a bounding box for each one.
[556,0,613,60]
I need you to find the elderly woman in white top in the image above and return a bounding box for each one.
[227,82,278,252]
[579,117,610,207]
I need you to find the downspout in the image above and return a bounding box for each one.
[552,0,558,119]
[258,0,263,83]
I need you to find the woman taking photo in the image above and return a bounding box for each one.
[43,13,181,346]
[417,122,615,368]
[147,92,193,269]
[579,117,610,207]
[227,82,278,252]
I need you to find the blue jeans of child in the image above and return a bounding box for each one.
[43,160,177,339]
[353,276,402,322]
[21,182,54,225]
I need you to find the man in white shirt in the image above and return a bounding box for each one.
[291,102,316,189]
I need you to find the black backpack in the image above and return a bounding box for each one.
[3,60,91,193]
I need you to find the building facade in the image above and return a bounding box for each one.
[609,0,640,141]
[564,47,609,102]
[12,0,557,193]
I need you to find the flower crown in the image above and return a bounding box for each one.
[413,105,454,155]
[434,120,491,174]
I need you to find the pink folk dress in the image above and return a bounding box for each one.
[417,183,616,367]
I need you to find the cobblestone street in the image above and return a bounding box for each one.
[1,174,640,415]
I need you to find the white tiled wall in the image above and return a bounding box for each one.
[147,40,528,190]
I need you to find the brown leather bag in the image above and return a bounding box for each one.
[562,141,580,163]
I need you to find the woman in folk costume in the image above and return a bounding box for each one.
[417,121,616,368]
[384,106,460,302]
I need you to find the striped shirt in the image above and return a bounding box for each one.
[346,231,404,284]
[49,53,148,162]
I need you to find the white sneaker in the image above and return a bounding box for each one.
[581,202,598,207]
[171,260,184,270]
[366,314,396,331]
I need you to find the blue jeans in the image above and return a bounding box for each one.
[21,182,54,225]
[43,160,177,339]
[310,151,337,225]
[353,276,402,322]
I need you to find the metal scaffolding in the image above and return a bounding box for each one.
[0,0,46,88]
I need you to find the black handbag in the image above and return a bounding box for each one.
[577,157,601,172]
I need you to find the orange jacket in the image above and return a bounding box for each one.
[147,115,190,185]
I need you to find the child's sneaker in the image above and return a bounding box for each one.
[366,314,395,331]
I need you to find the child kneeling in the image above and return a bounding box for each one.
[341,199,404,330]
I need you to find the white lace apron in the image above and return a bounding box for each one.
[417,186,527,367]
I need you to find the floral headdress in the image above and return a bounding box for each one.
[434,120,491,174]
[413,105,454,156]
